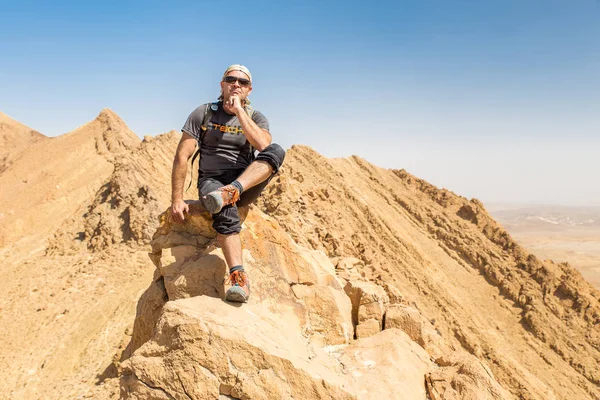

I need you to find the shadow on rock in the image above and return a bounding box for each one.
[96,361,118,384]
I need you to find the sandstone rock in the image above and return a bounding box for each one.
[140,207,354,348]
[291,284,353,345]
[381,281,405,304]
[385,304,449,358]
[296,246,345,288]
[120,270,168,361]
[356,318,380,339]
[359,299,386,323]
[123,207,452,399]
[120,296,354,400]
[121,296,438,400]
[344,280,389,338]
[161,246,228,301]
[336,328,433,399]
[426,353,512,400]
[149,202,238,260]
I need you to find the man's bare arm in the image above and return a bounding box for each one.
[225,96,272,151]
[171,132,197,222]
[236,109,272,151]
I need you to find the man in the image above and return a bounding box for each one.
[170,64,285,303]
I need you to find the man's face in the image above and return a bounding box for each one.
[220,71,252,101]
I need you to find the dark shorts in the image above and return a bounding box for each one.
[198,143,286,235]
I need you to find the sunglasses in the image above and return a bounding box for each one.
[223,75,251,86]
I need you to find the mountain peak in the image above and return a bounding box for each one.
[94,108,131,133]
[68,108,141,155]
[0,111,47,173]
[96,107,123,123]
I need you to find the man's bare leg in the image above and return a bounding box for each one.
[218,160,274,302]
[235,160,273,192]
[220,231,249,302]
[221,160,271,258]
[219,233,242,268]
[218,160,272,267]
[214,160,273,257]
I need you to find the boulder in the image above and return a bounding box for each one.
[337,329,433,399]
[161,246,228,301]
[344,280,389,338]
[291,284,353,345]
[121,297,436,400]
[120,296,354,400]
[129,206,354,352]
[356,318,381,339]
[426,353,512,400]
[385,304,449,358]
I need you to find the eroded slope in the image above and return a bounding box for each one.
[256,145,600,399]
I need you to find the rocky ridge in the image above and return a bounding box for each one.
[120,203,509,399]
[0,110,598,399]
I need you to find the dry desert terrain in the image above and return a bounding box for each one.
[490,204,600,289]
[1,110,599,399]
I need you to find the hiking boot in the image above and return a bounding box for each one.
[203,185,241,214]
[225,270,250,303]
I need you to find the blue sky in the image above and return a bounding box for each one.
[1,0,599,205]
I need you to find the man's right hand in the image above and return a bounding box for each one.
[171,132,196,223]
[171,199,189,223]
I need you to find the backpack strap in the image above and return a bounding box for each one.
[186,102,217,192]
[201,102,219,141]
[245,105,255,157]
[190,102,217,164]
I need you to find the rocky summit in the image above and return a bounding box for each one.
[0,110,599,399]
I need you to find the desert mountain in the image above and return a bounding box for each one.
[0,111,46,174]
[0,109,139,248]
[0,110,599,399]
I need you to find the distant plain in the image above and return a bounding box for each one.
[488,204,600,289]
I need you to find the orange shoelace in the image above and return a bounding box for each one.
[222,185,240,205]
[227,270,247,286]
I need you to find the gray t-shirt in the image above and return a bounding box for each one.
[182,103,269,178]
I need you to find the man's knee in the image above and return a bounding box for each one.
[198,178,223,198]
[255,143,286,173]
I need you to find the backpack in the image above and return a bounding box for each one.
[186,101,255,191]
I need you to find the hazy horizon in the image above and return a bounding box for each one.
[2,0,599,206]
